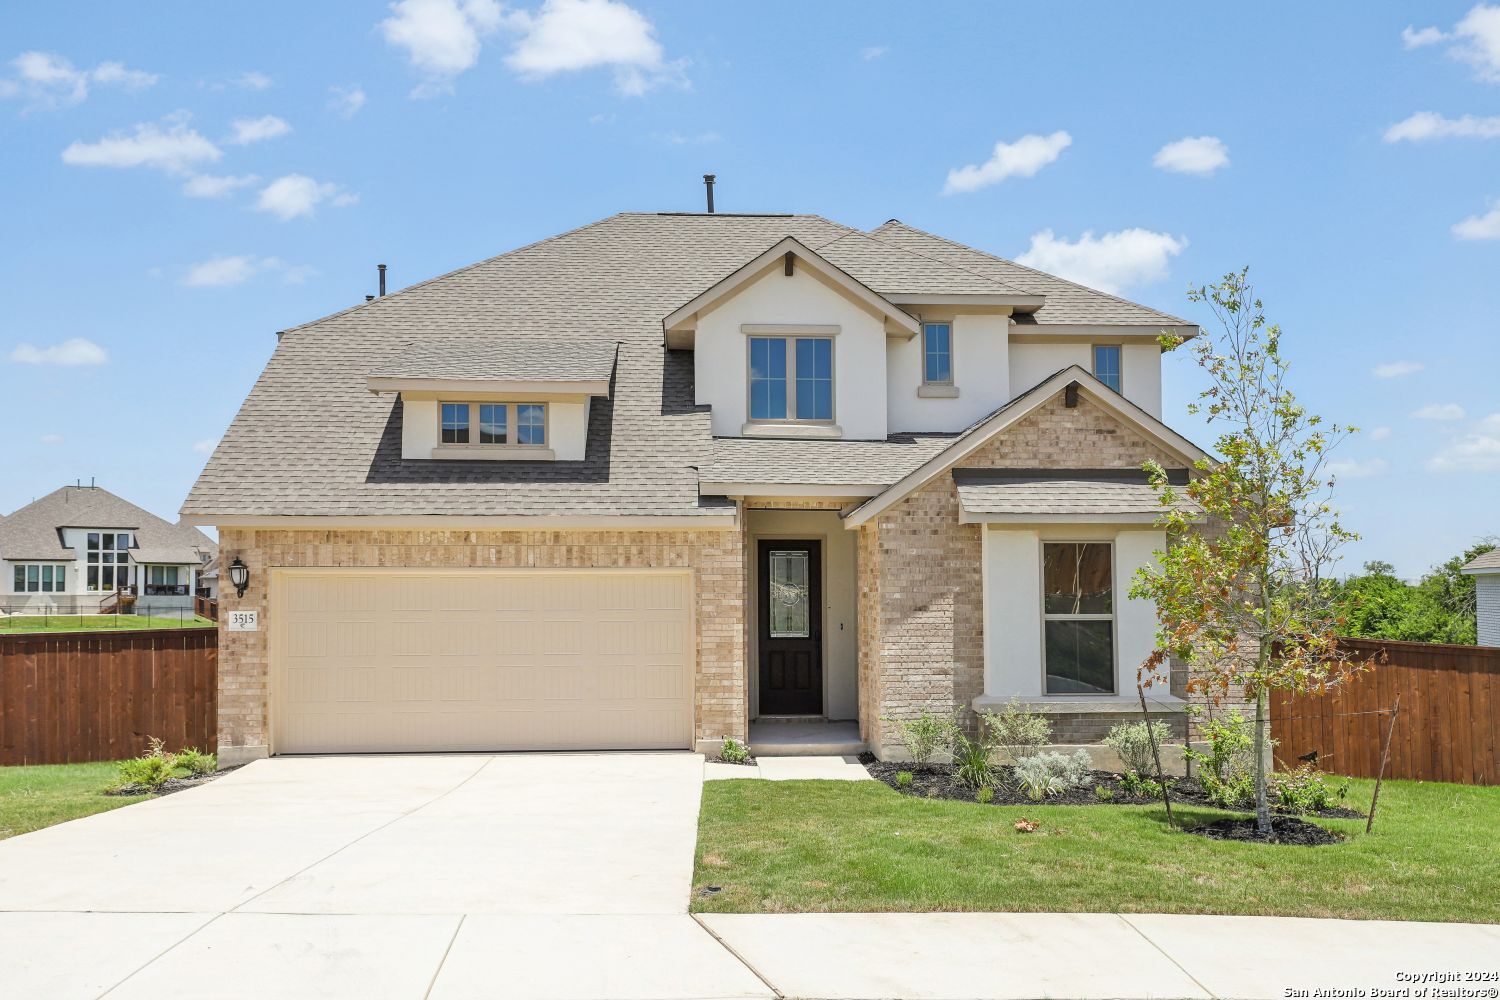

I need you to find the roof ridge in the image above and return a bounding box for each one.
[874,220,1193,327]
[856,226,1030,295]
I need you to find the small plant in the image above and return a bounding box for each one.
[1120,770,1163,799]
[1094,785,1114,802]
[979,699,1052,767]
[895,770,914,789]
[975,786,995,804]
[1103,720,1173,779]
[175,747,216,776]
[1184,711,1257,809]
[116,737,177,791]
[1272,764,1344,814]
[882,710,958,766]
[1014,756,1067,801]
[718,736,750,764]
[950,730,996,789]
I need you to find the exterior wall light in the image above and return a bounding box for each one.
[228,557,250,598]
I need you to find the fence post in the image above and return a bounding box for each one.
[1366,695,1400,835]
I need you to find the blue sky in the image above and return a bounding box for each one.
[3,2,1497,578]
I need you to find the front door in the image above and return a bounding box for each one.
[758,540,823,715]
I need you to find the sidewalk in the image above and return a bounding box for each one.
[697,912,1500,1000]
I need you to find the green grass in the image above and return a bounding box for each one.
[692,776,1500,923]
[0,614,214,634]
[0,762,148,840]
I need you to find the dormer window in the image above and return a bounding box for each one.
[923,323,952,385]
[438,402,547,451]
[441,403,469,444]
[748,336,833,423]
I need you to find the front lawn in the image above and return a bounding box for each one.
[692,776,1500,923]
[0,762,148,840]
[0,614,214,634]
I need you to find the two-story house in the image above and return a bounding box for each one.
[2,485,216,615]
[184,212,1207,767]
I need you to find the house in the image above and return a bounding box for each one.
[183,211,1209,768]
[1462,548,1500,646]
[2,485,217,614]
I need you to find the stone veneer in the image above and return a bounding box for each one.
[859,387,1194,756]
[216,526,746,764]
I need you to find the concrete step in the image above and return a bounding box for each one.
[748,721,867,758]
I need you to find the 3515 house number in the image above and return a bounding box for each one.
[227,610,259,632]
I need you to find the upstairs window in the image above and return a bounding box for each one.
[1092,345,1122,394]
[86,532,130,592]
[438,403,547,448]
[748,336,833,422]
[923,322,953,385]
[14,564,65,593]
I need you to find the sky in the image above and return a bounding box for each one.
[2,1,1497,579]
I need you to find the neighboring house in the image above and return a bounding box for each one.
[196,554,220,600]
[1,485,217,614]
[1462,548,1500,646]
[184,212,1208,767]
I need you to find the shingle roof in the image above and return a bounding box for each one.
[953,473,1200,518]
[868,220,1193,328]
[1463,548,1500,572]
[369,338,618,383]
[1,486,216,561]
[184,212,1198,520]
[704,435,957,488]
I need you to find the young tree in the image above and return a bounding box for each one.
[1132,268,1373,836]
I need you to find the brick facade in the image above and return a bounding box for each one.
[216,525,746,762]
[860,387,1194,755]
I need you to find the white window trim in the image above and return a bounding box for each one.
[84,532,132,593]
[433,401,553,459]
[1038,539,1118,697]
[1091,344,1124,394]
[921,321,955,388]
[744,335,837,427]
[12,562,69,594]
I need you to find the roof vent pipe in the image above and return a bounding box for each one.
[378,263,387,296]
[703,174,715,213]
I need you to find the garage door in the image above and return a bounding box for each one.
[272,570,694,754]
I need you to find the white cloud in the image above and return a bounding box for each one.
[226,114,291,145]
[1428,413,1500,472]
[1369,426,1392,441]
[1403,25,1447,48]
[329,84,366,118]
[234,70,272,90]
[655,130,720,145]
[1152,136,1229,175]
[1327,458,1389,479]
[61,114,220,174]
[1383,111,1500,142]
[39,433,64,445]
[255,174,351,221]
[1,51,157,110]
[1373,360,1424,378]
[181,173,259,199]
[506,0,682,96]
[8,338,109,365]
[943,131,1072,194]
[1453,201,1500,239]
[183,255,314,287]
[1413,403,1466,421]
[861,45,888,60]
[381,0,504,83]
[193,438,220,454]
[1016,228,1188,294]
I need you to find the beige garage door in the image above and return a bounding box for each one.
[272,570,694,754]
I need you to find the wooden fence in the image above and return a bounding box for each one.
[0,628,217,766]
[1272,638,1500,785]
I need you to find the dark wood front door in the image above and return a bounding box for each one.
[758,540,823,715]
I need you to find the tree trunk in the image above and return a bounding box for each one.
[1253,687,1271,835]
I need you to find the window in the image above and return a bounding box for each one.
[13,564,66,593]
[1042,542,1115,695]
[148,566,179,586]
[438,403,546,448]
[923,322,953,384]
[1092,345,1122,394]
[767,549,811,638]
[748,336,833,422]
[441,402,470,444]
[85,532,131,592]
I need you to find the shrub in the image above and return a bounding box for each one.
[1013,750,1092,801]
[1103,720,1173,778]
[979,700,1052,767]
[117,737,176,791]
[950,730,996,789]
[1094,784,1114,802]
[1120,770,1162,799]
[175,747,216,776]
[1184,712,1256,809]
[882,710,958,766]
[895,771,914,789]
[718,737,750,764]
[975,786,995,804]
[1272,764,1348,814]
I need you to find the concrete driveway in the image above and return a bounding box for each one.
[0,754,771,1000]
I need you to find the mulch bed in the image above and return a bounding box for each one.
[107,766,237,798]
[859,753,1364,820]
[1188,816,1346,846]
